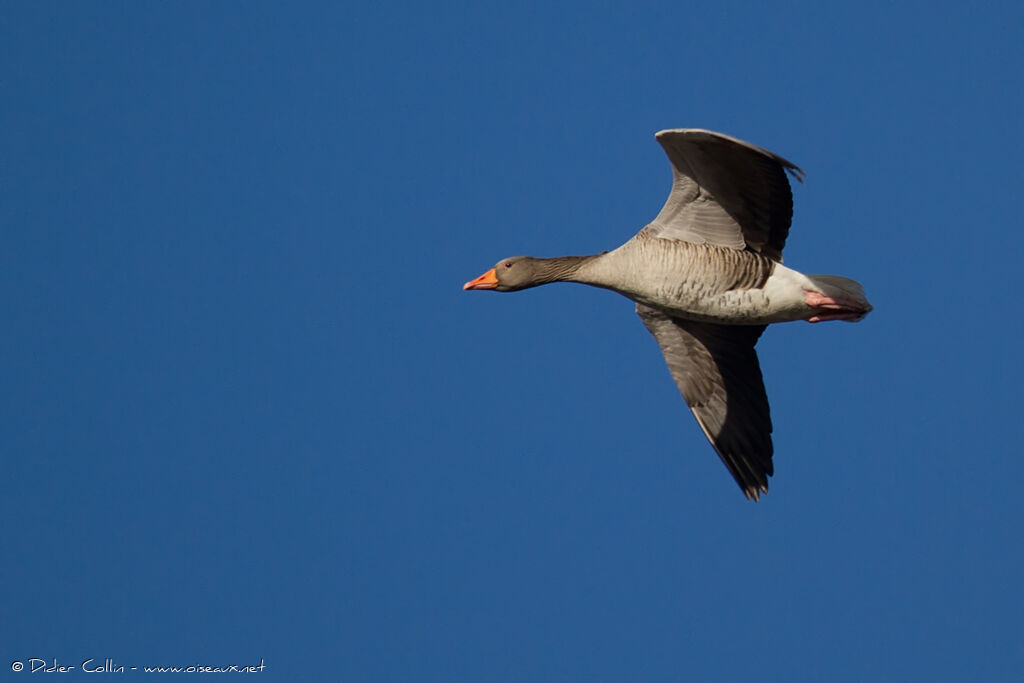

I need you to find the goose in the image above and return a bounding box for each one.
[464,129,871,500]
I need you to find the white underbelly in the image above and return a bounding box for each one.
[626,263,815,325]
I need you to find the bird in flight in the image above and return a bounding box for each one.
[464,129,871,500]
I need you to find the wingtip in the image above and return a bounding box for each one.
[743,484,769,502]
[653,128,807,184]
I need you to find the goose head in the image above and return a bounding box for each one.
[463,256,550,292]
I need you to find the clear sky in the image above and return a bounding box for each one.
[3,1,1022,681]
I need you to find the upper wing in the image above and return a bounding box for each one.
[647,129,805,262]
[636,304,774,500]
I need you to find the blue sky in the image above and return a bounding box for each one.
[3,1,1022,680]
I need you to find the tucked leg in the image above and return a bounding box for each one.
[804,290,870,323]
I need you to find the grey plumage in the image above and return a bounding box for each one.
[465,128,871,499]
[637,306,772,498]
[649,129,804,262]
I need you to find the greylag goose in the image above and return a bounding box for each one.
[464,129,871,500]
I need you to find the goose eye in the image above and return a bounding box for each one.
[504,262,512,268]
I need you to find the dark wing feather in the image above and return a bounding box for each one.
[636,304,774,500]
[648,129,804,262]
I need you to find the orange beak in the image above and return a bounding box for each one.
[463,268,498,290]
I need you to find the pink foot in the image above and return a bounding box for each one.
[804,291,871,323]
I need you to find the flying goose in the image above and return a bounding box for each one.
[464,129,871,500]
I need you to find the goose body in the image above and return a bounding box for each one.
[464,129,872,500]
[574,239,834,325]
